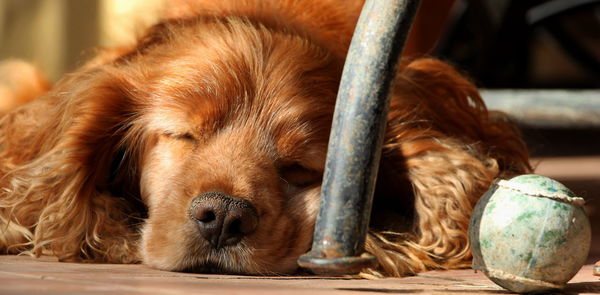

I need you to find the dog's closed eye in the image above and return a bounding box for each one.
[279,163,321,187]
[163,131,196,142]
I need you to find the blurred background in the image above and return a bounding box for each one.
[405,0,600,89]
[1,0,598,87]
[0,0,165,81]
[0,0,599,261]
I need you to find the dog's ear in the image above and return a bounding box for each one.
[385,58,530,174]
[0,66,146,263]
[365,58,531,276]
[0,14,183,261]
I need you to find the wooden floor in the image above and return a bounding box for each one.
[0,255,598,295]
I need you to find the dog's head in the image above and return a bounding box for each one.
[111,18,343,274]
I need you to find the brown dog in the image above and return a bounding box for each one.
[0,0,530,276]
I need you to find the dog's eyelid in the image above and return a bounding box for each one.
[178,132,196,141]
[278,162,321,187]
[278,162,310,173]
[163,131,197,141]
[280,162,305,170]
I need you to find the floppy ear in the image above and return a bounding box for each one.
[363,58,531,276]
[0,18,182,262]
[0,66,146,263]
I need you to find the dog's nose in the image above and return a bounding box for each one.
[189,192,258,248]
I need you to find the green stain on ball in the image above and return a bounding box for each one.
[481,239,491,249]
[552,202,568,211]
[516,211,536,222]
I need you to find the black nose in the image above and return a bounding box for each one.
[189,192,258,248]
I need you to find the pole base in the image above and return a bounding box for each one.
[298,252,377,275]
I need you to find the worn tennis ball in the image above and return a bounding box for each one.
[469,174,591,293]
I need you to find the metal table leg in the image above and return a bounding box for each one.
[298,0,420,275]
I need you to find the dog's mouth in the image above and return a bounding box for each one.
[178,245,302,275]
[181,261,237,274]
[179,243,260,275]
[180,259,275,275]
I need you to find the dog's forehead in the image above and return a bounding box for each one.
[141,32,339,136]
[144,77,335,145]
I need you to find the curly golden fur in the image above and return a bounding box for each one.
[0,0,530,276]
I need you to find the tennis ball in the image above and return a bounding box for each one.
[469,174,591,293]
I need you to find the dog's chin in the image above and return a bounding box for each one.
[167,245,302,275]
[177,257,299,276]
[164,253,251,275]
[180,262,242,275]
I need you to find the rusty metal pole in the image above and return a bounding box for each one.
[298,0,420,275]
